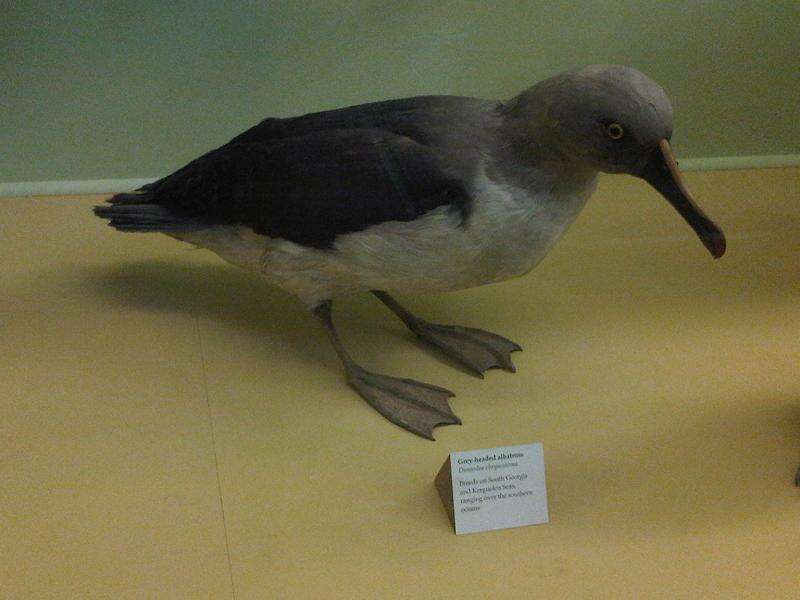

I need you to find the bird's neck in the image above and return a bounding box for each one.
[488,139,597,200]
[487,107,597,198]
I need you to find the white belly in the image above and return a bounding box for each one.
[171,171,597,308]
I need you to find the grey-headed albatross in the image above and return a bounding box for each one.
[95,65,726,440]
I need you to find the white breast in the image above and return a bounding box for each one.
[462,167,597,283]
[172,165,597,308]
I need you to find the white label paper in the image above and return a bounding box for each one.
[450,443,548,535]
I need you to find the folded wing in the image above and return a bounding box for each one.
[95,127,472,248]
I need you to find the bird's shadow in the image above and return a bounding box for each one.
[75,258,491,375]
[77,259,334,369]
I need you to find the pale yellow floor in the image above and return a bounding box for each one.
[1,167,798,599]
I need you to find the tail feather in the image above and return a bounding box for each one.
[93,202,206,233]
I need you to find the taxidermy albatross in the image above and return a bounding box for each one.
[95,65,725,440]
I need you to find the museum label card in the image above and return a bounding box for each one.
[446,443,548,535]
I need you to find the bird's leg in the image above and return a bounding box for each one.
[371,291,522,378]
[314,300,460,440]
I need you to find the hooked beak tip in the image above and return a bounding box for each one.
[707,231,726,259]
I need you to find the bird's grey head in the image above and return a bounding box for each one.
[546,65,673,172]
[504,64,725,258]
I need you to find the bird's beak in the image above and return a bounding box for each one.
[640,139,726,258]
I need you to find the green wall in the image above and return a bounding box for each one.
[2,1,798,183]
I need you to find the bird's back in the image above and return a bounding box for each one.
[232,95,496,144]
[139,95,497,193]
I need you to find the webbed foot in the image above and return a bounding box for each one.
[347,366,459,440]
[315,299,459,440]
[408,320,522,377]
[372,291,521,377]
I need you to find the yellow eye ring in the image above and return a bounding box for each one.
[607,123,625,140]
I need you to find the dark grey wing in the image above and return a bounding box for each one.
[96,128,472,248]
[137,95,495,193]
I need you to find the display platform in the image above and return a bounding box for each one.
[2,167,798,598]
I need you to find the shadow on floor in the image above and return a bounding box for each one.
[75,258,531,378]
[76,259,334,369]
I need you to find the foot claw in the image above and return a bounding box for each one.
[347,367,460,440]
[409,321,522,376]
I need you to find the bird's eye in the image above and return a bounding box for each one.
[607,123,625,140]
